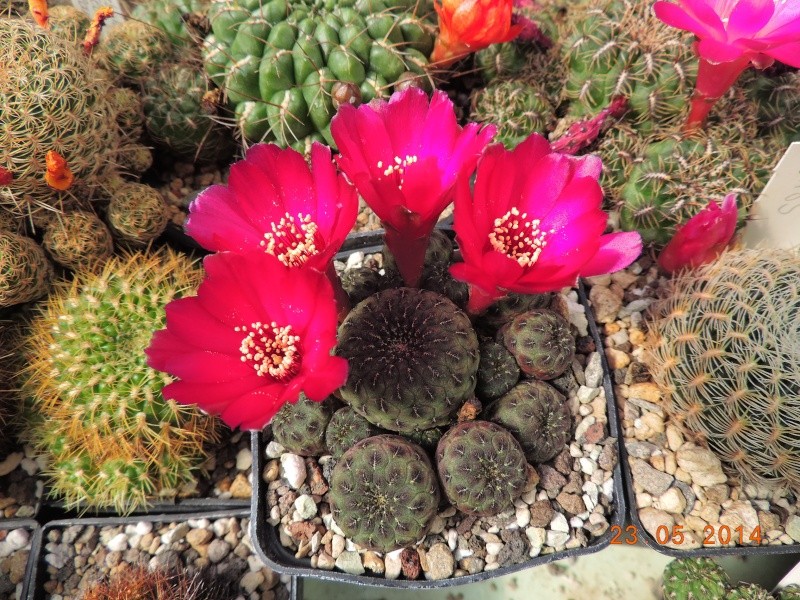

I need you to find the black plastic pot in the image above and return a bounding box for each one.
[248,240,627,588]
[620,438,800,558]
[1,518,41,600]
[25,509,298,600]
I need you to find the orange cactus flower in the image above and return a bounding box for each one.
[0,167,12,186]
[431,0,522,67]
[45,151,74,191]
[82,7,114,55]
[28,0,49,28]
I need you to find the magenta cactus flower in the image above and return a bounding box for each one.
[654,0,800,129]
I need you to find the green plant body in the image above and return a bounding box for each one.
[500,308,575,380]
[271,394,334,456]
[661,558,728,600]
[106,182,170,247]
[131,0,212,48]
[41,211,114,273]
[727,584,773,600]
[324,406,379,458]
[471,79,556,147]
[476,339,520,401]
[0,230,53,308]
[97,20,173,80]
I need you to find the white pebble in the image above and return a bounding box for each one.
[280,454,306,489]
[579,458,596,475]
[485,542,503,556]
[331,534,345,559]
[546,530,570,548]
[266,441,285,459]
[236,449,253,471]
[106,533,128,552]
[447,529,457,551]
[577,386,600,404]
[346,251,364,269]
[241,571,264,594]
[516,506,531,528]
[385,549,403,580]
[294,495,317,520]
[20,458,38,476]
[549,513,569,533]
[5,529,29,551]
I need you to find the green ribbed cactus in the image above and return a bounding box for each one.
[324,406,379,458]
[335,288,479,433]
[0,231,53,308]
[97,20,174,79]
[475,42,527,83]
[341,266,384,306]
[727,585,772,600]
[436,420,528,516]
[132,0,212,47]
[271,394,334,456]
[647,248,800,490]
[748,71,800,146]
[109,87,146,142]
[48,5,92,43]
[559,0,696,133]
[0,19,120,221]
[476,292,553,336]
[106,183,170,247]
[500,309,575,380]
[20,250,218,513]
[143,61,235,164]
[476,339,520,401]
[329,435,440,552]
[203,0,435,148]
[661,558,728,600]
[779,585,800,600]
[608,131,773,245]
[117,143,154,176]
[41,211,114,273]
[487,380,571,464]
[471,80,556,147]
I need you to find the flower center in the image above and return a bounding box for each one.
[236,321,301,381]
[260,212,321,267]
[488,207,551,267]
[376,155,418,191]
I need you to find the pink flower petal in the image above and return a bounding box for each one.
[301,356,349,401]
[765,40,800,66]
[186,186,263,253]
[580,232,643,278]
[696,37,747,62]
[654,1,725,38]
[727,0,776,38]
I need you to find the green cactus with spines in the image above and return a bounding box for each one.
[0,231,53,308]
[475,42,527,83]
[271,394,334,456]
[203,0,435,147]
[20,250,219,513]
[747,70,800,146]
[335,287,480,434]
[106,182,170,247]
[476,292,553,336]
[500,309,575,380]
[41,211,114,273]
[661,558,728,600]
[325,406,379,458]
[132,0,212,48]
[97,20,174,80]
[0,19,121,221]
[109,87,146,142]
[487,380,572,464]
[779,585,800,600]
[436,420,528,516]
[647,248,800,491]
[727,585,772,600]
[611,130,773,246]
[48,5,92,43]
[0,319,23,455]
[476,339,520,401]
[117,143,154,176]
[559,0,696,133]
[329,434,440,552]
[419,264,469,309]
[471,79,556,147]
[142,61,235,165]
[404,426,443,451]
[0,209,21,235]
[341,266,384,306]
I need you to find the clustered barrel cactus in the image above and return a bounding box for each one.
[661,558,798,600]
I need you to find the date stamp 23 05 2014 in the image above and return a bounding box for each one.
[610,524,764,546]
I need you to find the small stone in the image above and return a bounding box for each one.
[638,507,674,541]
[549,513,569,533]
[307,462,329,496]
[135,522,153,536]
[516,506,530,528]
[385,549,403,580]
[229,473,252,499]
[545,530,570,548]
[425,543,455,580]
[720,502,760,538]
[363,551,385,574]
[556,493,585,515]
[207,539,231,563]
[630,458,674,496]
[335,551,365,575]
[236,449,253,471]
[576,386,600,404]
[280,454,307,489]
[0,453,22,477]
[266,441,285,459]
[400,548,421,580]
[582,422,605,445]
[331,534,345,559]
[317,552,336,570]
[241,571,264,594]
[676,448,727,487]
[657,488,687,514]
[105,532,127,553]
[584,353,603,388]
[626,382,661,403]
[529,501,555,528]
[605,348,630,370]
[538,465,567,493]
[186,528,213,550]
[590,285,622,323]
[294,495,317,520]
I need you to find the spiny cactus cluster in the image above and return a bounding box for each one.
[0,230,53,308]
[202,0,435,148]
[471,80,556,147]
[106,183,170,247]
[748,71,800,146]
[500,308,575,380]
[647,248,800,490]
[41,211,114,273]
[335,287,479,433]
[661,558,728,600]
[329,434,440,552]
[476,339,520,400]
[436,420,528,515]
[21,250,218,513]
[325,406,379,458]
[82,566,231,600]
[271,394,335,456]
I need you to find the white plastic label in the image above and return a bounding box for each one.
[741,142,800,249]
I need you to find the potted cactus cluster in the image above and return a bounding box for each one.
[1,0,800,593]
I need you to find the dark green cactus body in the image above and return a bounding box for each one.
[779,585,800,600]
[324,407,379,458]
[436,420,527,516]
[471,80,555,147]
[661,558,728,600]
[329,435,440,552]
[271,394,334,456]
[727,585,772,600]
[500,309,575,380]
[98,20,173,79]
[404,426,443,451]
[203,0,434,147]
[335,288,479,434]
[476,339,520,401]
[476,292,553,336]
[132,0,212,47]
[0,231,53,308]
[48,5,92,44]
[475,42,527,83]
[748,71,800,146]
[487,380,571,464]
[341,266,384,306]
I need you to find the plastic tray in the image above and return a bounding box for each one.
[1,518,41,600]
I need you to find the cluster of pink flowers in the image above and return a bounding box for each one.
[146,88,642,431]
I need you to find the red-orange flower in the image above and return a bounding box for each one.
[28,0,49,28]
[44,151,74,191]
[0,167,12,186]
[82,7,114,56]
[431,0,523,67]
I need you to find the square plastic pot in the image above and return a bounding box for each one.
[1,518,40,600]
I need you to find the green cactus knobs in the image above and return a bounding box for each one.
[476,339,520,401]
[647,248,800,490]
[0,231,53,308]
[324,407,379,458]
[271,394,334,456]
[476,292,553,335]
[661,558,728,600]
[500,308,575,380]
[97,20,173,79]
[41,211,114,272]
[20,250,218,512]
[727,585,773,600]
[341,266,385,306]
[779,586,800,600]
[487,380,571,464]
[335,287,479,433]
[329,435,440,552]
[471,80,556,147]
[106,183,170,247]
[203,0,435,147]
[436,421,527,516]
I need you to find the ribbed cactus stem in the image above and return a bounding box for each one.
[685,55,750,131]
